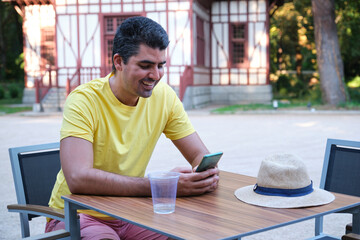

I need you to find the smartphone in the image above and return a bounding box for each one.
[195,152,223,172]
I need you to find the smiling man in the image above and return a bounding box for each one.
[46,16,219,239]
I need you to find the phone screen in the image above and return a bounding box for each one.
[195,152,223,172]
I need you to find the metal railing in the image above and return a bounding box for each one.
[66,67,102,95]
[35,68,58,104]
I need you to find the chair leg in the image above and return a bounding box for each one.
[20,213,30,238]
[347,223,353,234]
[353,212,360,234]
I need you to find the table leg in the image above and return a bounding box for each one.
[315,216,324,236]
[64,200,80,239]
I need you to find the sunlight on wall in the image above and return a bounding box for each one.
[24,5,55,88]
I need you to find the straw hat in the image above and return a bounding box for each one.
[234,153,335,208]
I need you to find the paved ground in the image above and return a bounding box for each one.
[0,107,359,239]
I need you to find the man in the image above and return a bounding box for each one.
[46,16,219,239]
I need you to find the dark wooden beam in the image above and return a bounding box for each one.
[3,0,53,6]
[196,0,214,10]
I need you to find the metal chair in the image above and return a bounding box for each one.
[7,142,70,239]
[315,138,360,240]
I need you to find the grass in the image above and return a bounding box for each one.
[0,105,32,114]
[0,98,32,114]
[0,98,23,105]
[337,101,360,110]
[211,100,360,114]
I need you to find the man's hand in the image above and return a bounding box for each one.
[170,166,220,196]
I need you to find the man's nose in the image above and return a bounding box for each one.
[149,67,161,80]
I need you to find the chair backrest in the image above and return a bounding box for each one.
[320,139,360,197]
[9,142,60,220]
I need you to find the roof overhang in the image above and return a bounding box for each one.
[196,0,283,12]
[3,0,54,6]
[3,0,54,17]
[4,0,284,14]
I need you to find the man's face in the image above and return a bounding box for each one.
[117,44,166,105]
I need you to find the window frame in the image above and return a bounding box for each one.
[229,23,248,68]
[40,27,56,69]
[103,15,138,74]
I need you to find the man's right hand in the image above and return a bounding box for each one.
[170,166,220,196]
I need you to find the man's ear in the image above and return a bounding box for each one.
[113,54,123,71]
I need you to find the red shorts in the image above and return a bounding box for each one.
[45,213,168,240]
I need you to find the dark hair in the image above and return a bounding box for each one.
[112,16,169,71]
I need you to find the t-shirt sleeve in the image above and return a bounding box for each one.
[163,85,195,140]
[60,91,96,143]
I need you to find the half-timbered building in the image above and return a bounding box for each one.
[7,0,272,111]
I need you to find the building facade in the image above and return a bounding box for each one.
[10,0,272,110]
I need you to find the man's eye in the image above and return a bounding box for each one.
[140,65,151,69]
[158,64,164,69]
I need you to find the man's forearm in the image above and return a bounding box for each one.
[172,132,210,168]
[66,167,152,196]
[60,137,151,197]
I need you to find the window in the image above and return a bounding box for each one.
[196,17,205,66]
[230,23,247,66]
[103,16,136,74]
[41,27,55,68]
[105,16,128,34]
[106,39,113,66]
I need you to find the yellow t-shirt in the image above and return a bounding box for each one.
[48,73,195,219]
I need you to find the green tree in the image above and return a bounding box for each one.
[270,0,317,99]
[270,0,316,74]
[336,1,360,79]
[270,0,359,104]
[0,0,24,83]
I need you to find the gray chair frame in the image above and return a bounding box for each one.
[315,138,360,239]
[7,142,70,239]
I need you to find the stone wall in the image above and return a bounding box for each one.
[182,85,272,109]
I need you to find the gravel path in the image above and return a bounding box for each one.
[1,109,359,239]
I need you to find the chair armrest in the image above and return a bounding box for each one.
[342,233,360,240]
[24,229,70,240]
[7,204,65,221]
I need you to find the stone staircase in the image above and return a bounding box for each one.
[40,87,67,112]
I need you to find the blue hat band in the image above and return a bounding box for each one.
[253,181,313,197]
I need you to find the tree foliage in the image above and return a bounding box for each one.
[0,0,24,83]
[336,0,360,79]
[270,0,316,74]
[270,0,360,103]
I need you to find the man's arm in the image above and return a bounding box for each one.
[172,132,209,167]
[171,132,220,196]
[61,133,219,197]
[60,136,151,196]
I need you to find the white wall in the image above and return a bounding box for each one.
[211,0,268,85]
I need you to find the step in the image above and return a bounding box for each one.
[39,87,67,112]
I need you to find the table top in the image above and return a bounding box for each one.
[62,171,360,240]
